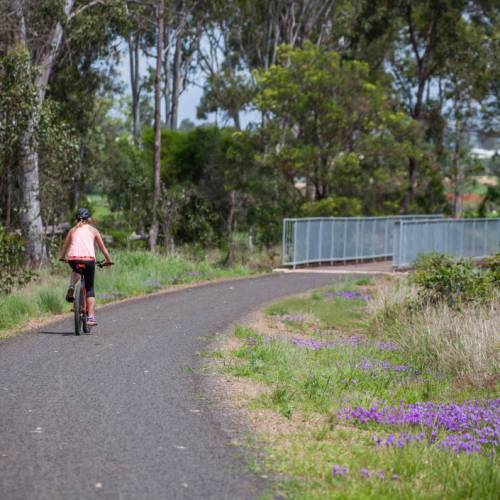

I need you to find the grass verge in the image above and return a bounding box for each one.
[0,250,255,337]
[213,277,499,499]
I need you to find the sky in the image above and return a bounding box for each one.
[114,40,259,128]
[115,41,203,125]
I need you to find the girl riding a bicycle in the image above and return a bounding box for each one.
[60,208,113,326]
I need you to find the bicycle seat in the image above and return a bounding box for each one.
[75,264,86,271]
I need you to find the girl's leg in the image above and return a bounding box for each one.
[83,262,96,320]
[66,271,79,302]
[87,297,95,318]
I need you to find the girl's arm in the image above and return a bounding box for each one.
[94,230,112,262]
[60,230,73,259]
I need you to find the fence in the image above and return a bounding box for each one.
[393,218,500,268]
[281,215,444,267]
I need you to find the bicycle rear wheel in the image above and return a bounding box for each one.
[82,300,90,334]
[74,283,82,336]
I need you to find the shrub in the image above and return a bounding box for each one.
[300,197,362,217]
[0,227,36,295]
[485,253,500,286]
[368,277,499,382]
[411,254,494,306]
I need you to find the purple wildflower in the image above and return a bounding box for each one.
[324,290,371,301]
[331,464,350,477]
[340,399,500,455]
[356,357,411,372]
[291,337,325,349]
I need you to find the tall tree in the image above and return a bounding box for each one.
[1,0,125,264]
[254,43,423,205]
[148,0,165,251]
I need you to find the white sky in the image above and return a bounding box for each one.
[114,41,259,128]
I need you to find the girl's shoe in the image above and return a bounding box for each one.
[87,316,98,326]
[65,286,75,303]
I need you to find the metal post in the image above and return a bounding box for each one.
[496,219,500,252]
[293,220,298,269]
[281,219,287,266]
[319,219,323,263]
[384,219,389,258]
[355,219,360,262]
[371,219,376,258]
[459,220,464,256]
[305,219,310,265]
[360,219,365,259]
[399,221,405,268]
[472,220,476,257]
[343,220,347,262]
[330,219,335,263]
[482,220,487,257]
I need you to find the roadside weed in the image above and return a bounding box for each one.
[220,280,499,498]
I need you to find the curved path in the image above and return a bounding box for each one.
[0,273,351,500]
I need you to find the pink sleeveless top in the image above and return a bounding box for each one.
[67,225,96,261]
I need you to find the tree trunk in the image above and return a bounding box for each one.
[226,190,237,265]
[3,147,13,229]
[18,118,47,265]
[148,0,164,252]
[230,109,241,131]
[162,25,172,127]
[128,34,141,141]
[402,5,436,212]
[71,136,84,210]
[162,212,175,254]
[451,92,463,218]
[169,36,182,131]
[15,0,75,265]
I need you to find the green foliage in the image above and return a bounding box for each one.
[485,253,500,285]
[0,228,36,295]
[0,46,38,151]
[254,42,424,210]
[411,254,496,306]
[300,197,362,217]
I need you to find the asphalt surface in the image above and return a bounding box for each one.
[0,272,351,500]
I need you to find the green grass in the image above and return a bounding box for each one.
[87,193,112,221]
[0,250,255,336]
[264,288,368,331]
[219,281,498,499]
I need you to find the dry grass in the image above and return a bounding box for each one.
[368,278,500,383]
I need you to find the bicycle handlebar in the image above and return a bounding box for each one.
[96,260,114,268]
[59,258,114,268]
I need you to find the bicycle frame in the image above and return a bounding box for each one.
[61,259,113,336]
[74,264,90,335]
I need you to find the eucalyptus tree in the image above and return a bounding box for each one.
[0,0,127,265]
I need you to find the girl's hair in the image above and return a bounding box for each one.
[74,219,91,230]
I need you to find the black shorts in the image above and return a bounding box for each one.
[68,260,96,298]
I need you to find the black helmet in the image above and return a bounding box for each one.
[75,208,91,221]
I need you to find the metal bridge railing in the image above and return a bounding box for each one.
[393,218,500,268]
[281,215,444,267]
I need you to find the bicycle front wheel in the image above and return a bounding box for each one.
[74,283,82,336]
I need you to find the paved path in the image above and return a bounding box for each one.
[275,260,395,275]
[0,273,354,500]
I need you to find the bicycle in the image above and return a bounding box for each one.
[60,259,113,335]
